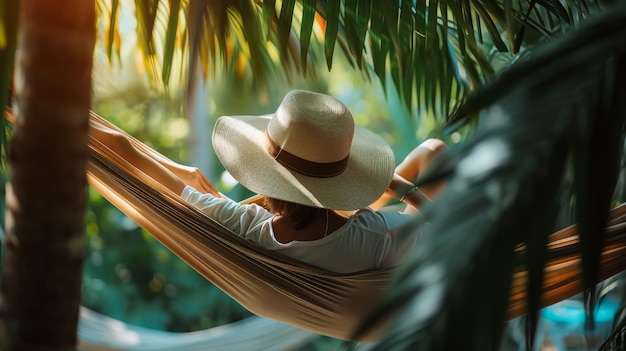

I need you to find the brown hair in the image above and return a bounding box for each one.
[264,197,318,230]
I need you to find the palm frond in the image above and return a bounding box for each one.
[97,0,316,95]
[355,4,626,349]
[96,0,606,119]
[315,0,605,118]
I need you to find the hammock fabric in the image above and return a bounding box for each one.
[77,307,314,351]
[86,112,626,341]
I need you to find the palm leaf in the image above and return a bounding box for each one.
[323,0,340,71]
[355,4,626,349]
[299,0,316,72]
[96,0,121,63]
[277,0,296,59]
[134,0,160,66]
[161,0,180,85]
[342,0,358,67]
[97,0,605,119]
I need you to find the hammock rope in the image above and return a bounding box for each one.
[84,112,626,341]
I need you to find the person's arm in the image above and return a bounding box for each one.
[387,173,431,209]
[370,138,448,212]
[128,138,221,195]
[90,122,187,195]
[394,138,448,199]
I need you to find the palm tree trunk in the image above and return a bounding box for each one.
[0,1,95,349]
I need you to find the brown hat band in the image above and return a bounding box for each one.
[265,131,349,178]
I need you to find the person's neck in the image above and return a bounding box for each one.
[273,209,347,243]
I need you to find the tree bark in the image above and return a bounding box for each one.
[1,1,95,349]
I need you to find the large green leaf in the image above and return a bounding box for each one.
[355,5,626,349]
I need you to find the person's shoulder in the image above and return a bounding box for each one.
[350,208,412,229]
[353,207,411,218]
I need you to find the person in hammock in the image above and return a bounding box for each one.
[91,90,447,273]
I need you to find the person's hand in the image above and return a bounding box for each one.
[168,164,222,197]
[386,174,416,200]
[369,174,429,211]
[388,174,430,210]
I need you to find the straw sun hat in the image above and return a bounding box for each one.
[212,90,395,211]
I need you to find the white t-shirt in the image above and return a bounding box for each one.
[181,186,417,273]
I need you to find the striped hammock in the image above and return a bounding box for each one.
[86,112,626,341]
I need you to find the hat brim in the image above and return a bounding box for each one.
[212,115,395,211]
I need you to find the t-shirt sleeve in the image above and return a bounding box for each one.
[180,185,273,242]
[377,211,419,267]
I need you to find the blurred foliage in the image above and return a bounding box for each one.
[83,185,252,331]
[0,0,17,170]
[356,5,626,349]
